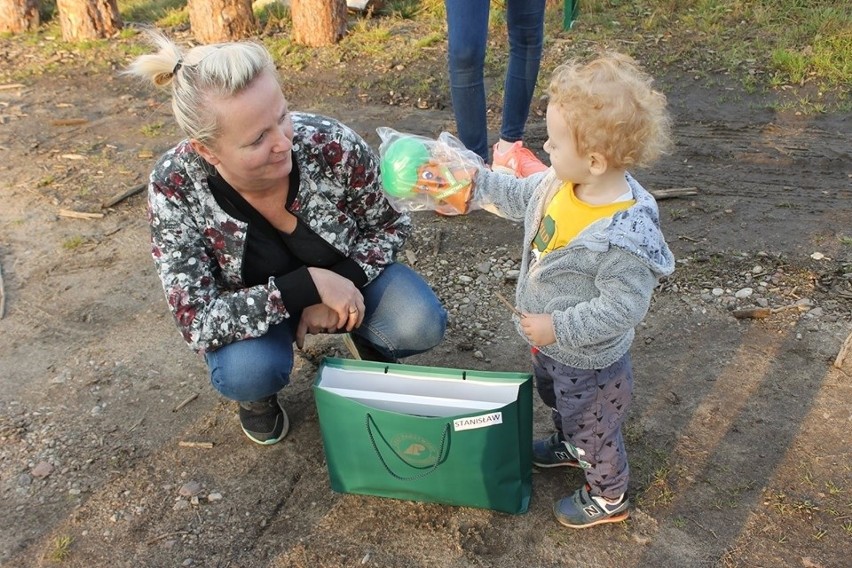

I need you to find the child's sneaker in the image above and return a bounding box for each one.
[491,141,548,177]
[553,485,629,529]
[532,432,582,468]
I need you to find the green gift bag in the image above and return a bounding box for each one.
[313,358,533,514]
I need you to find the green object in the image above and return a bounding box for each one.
[563,0,578,30]
[313,358,533,514]
[380,137,431,197]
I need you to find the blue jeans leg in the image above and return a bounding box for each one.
[501,0,546,143]
[355,263,447,360]
[205,320,296,402]
[445,0,490,161]
[205,263,446,401]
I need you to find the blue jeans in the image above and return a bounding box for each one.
[445,0,546,161]
[205,263,447,402]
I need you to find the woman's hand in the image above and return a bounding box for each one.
[519,313,556,347]
[307,267,365,331]
[295,304,340,349]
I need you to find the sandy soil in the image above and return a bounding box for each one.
[0,34,851,568]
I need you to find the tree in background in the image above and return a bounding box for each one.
[291,0,347,46]
[188,0,256,43]
[55,0,122,40]
[0,0,39,33]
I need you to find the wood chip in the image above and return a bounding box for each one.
[178,441,214,449]
[60,154,86,160]
[51,118,89,126]
[0,84,25,91]
[58,209,104,220]
[732,307,771,319]
[650,187,699,199]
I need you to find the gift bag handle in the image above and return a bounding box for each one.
[366,413,450,481]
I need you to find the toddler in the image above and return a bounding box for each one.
[471,52,674,528]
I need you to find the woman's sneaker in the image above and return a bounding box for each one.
[491,141,548,178]
[238,395,289,445]
[532,432,583,468]
[553,485,629,529]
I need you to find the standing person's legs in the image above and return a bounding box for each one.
[500,0,546,143]
[445,0,491,161]
[353,263,447,361]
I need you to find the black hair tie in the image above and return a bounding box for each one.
[172,60,183,76]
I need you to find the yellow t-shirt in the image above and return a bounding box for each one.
[532,182,635,258]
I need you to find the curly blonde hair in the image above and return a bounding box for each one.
[547,52,672,170]
[125,29,277,145]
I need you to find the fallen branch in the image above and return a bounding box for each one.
[178,441,214,449]
[834,329,852,369]
[0,83,25,91]
[58,209,104,220]
[173,393,199,412]
[101,183,146,209]
[650,187,698,200]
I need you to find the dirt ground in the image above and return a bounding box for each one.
[1,30,851,568]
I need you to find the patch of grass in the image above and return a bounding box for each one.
[120,0,184,23]
[45,534,73,562]
[556,0,850,112]
[62,235,86,250]
[140,122,164,137]
[838,236,852,246]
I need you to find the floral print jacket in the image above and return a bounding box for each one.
[148,113,410,353]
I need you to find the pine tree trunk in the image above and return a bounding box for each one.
[291,0,348,47]
[188,0,257,44]
[0,0,39,33]
[56,0,122,41]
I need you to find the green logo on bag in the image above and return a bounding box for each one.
[391,434,438,467]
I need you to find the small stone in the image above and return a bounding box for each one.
[207,492,223,502]
[712,288,724,296]
[179,480,202,497]
[31,461,54,479]
[735,288,753,299]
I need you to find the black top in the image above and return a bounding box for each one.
[208,158,368,317]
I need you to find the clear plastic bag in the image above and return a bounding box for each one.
[377,127,483,216]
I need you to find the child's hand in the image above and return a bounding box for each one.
[519,313,556,347]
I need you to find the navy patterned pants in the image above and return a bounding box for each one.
[532,350,634,499]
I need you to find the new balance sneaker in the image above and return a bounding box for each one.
[553,485,630,529]
[491,141,548,178]
[532,432,583,469]
[342,333,399,364]
[238,395,289,445]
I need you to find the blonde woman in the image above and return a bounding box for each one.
[126,31,446,446]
